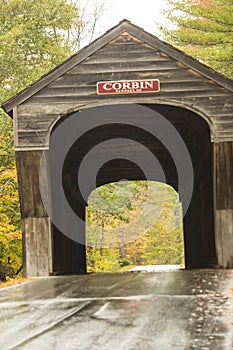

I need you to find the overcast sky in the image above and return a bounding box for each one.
[105,0,167,32]
[83,0,168,46]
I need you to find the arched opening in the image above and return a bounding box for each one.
[48,103,216,274]
[86,180,184,272]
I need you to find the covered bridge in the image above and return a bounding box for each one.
[2,20,233,276]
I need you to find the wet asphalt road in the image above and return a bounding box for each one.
[0,270,232,350]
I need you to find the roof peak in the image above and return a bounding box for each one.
[2,19,233,116]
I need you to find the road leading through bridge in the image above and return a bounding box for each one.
[0,270,232,350]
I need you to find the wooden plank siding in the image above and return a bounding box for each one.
[22,217,52,276]
[14,31,233,149]
[214,142,233,267]
[215,142,233,210]
[15,151,47,218]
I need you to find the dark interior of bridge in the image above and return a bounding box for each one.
[50,104,217,274]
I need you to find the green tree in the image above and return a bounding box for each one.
[161,0,233,78]
[0,0,78,104]
[0,0,79,272]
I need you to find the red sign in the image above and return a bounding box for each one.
[97,79,160,95]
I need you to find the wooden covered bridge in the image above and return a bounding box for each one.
[2,20,233,277]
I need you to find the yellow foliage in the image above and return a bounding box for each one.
[0,130,22,271]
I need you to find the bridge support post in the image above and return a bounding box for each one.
[214,142,233,268]
[22,217,52,277]
[16,150,86,277]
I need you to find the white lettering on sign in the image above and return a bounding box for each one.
[97,79,160,95]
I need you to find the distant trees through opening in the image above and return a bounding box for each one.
[86,180,184,272]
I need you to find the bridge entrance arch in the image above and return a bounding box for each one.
[48,103,216,274]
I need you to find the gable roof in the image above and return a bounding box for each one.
[2,19,233,116]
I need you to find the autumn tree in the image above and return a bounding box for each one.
[0,0,79,272]
[86,181,184,272]
[0,0,108,273]
[0,127,21,270]
[125,182,184,267]
[161,0,233,77]
[86,181,140,271]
